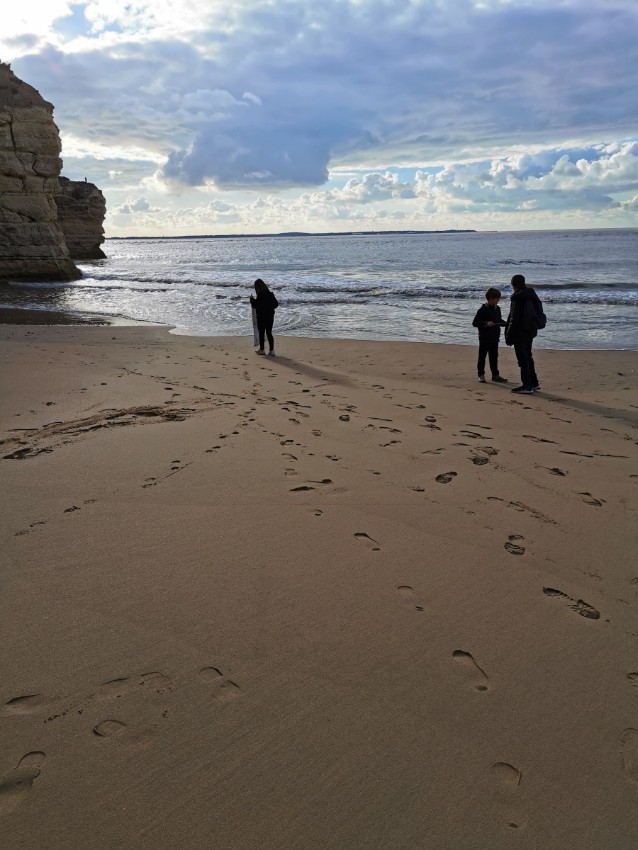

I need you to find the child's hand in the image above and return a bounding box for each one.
[486,321,494,327]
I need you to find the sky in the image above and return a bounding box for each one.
[2,0,638,237]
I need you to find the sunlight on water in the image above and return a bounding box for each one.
[2,231,636,349]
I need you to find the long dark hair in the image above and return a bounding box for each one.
[254,278,269,295]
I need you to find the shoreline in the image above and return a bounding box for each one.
[1,324,637,848]
[1,305,637,352]
[0,305,162,328]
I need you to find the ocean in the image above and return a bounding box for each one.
[2,229,637,350]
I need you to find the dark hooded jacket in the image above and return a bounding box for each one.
[472,303,505,341]
[250,290,279,321]
[505,286,543,345]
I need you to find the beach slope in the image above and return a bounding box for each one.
[1,326,637,849]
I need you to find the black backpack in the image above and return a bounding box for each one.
[525,293,547,331]
[531,299,547,330]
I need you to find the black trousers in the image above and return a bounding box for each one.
[477,339,499,376]
[257,316,274,351]
[513,336,538,388]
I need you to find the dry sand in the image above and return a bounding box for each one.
[1,325,637,850]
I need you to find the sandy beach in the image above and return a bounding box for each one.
[1,324,637,850]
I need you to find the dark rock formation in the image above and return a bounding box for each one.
[56,177,106,260]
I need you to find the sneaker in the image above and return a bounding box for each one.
[256,349,266,355]
[478,375,486,383]
[532,385,541,392]
[492,375,508,383]
[268,351,276,356]
[511,385,534,394]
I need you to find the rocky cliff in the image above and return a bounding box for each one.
[0,63,97,281]
[56,177,106,260]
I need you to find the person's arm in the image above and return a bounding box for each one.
[271,293,279,309]
[250,295,256,307]
[472,306,486,328]
[504,299,518,344]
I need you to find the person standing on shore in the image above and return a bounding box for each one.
[472,287,508,383]
[250,278,278,356]
[505,274,545,394]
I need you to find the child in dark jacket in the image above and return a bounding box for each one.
[472,287,508,383]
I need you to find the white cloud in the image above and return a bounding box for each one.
[114,195,158,214]
[1,1,74,43]
[102,141,638,235]
[60,131,164,163]
[328,172,415,203]
[4,1,638,232]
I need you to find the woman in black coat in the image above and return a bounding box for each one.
[250,278,279,355]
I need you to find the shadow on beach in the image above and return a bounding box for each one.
[262,354,356,387]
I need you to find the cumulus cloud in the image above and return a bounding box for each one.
[8,0,637,194]
[413,142,638,212]
[6,1,638,232]
[103,140,638,235]
[327,172,416,203]
[114,195,161,214]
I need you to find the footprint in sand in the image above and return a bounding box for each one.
[579,492,604,507]
[489,762,526,829]
[542,587,600,620]
[547,467,566,476]
[93,719,156,748]
[471,456,489,466]
[0,694,48,716]
[523,434,557,444]
[436,471,457,484]
[89,671,172,700]
[452,650,490,692]
[397,585,425,612]
[621,729,638,785]
[140,672,172,693]
[504,535,525,555]
[354,532,381,551]
[0,752,46,817]
[198,667,241,701]
[93,719,128,738]
[560,450,593,458]
[89,677,135,700]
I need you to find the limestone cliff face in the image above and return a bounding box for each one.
[56,177,106,260]
[0,63,80,281]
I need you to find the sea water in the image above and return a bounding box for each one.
[2,229,637,350]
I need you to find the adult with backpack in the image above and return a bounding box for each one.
[504,274,546,394]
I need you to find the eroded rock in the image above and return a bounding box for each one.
[56,177,106,260]
[0,63,81,281]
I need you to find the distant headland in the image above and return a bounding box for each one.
[108,229,477,240]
